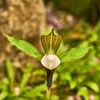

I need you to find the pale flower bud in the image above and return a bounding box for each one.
[41,54,60,70]
[15,87,20,96]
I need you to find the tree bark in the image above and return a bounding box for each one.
[0,0,46,78]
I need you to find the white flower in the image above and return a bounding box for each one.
[41,28,62,71]
[41,54,60,70]
[15,87,20,96]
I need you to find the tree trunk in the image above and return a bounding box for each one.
[0,0,46,78]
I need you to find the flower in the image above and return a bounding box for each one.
[41,28,62,90]
[15,87,20,96]
[41,28,62,70]
[41,54,60,70]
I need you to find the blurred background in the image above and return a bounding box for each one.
[0,0,100,100]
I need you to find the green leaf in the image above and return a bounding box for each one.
[7,97,28,100]
[78,87,89,100]
[53,72,58,82]
[23,84,46,98]
[80,58,99,73]
[50,95,59,100]
[69,80,77,89]
[44,27,58,35]
[60,72,77,89]
[60,72,72,81]
[12,98,28,100]
[44,27,52,35]
[94,20,100,33]
[90,71,100,83]
[6,59,15,91]
[6,59,14,81]
[32,69,46,76]
[0,78,9,92]
[5,34,42,60]
[0,92,8,100]
[58,48,89,63]
[20,64,33,94]
[86,81,99,92]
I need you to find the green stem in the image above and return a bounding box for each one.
[46,87,51,99]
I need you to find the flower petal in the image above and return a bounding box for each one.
[41,54,60,70]
[41,29,62,54]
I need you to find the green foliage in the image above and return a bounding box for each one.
[6,60,15,92]
[32,69,46,76]
[20,64,33,94]
[0,62,47,100]
[22,84,46,98]
[0,78,9,92]
[44,27,52,35]
[3,26,100,100]
[60,72,77,89]
[44,27,58,35]
[5,34,42,60]
[78,87,89,100]
[58,47,89,63]
[85,81,99,92]
[6,59,14,81]
[7,96,29,100]
[94,20,100,33]
[0,92,8,100]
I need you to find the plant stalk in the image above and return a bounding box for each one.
[46,69,54,99]
[46,87,51,99]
